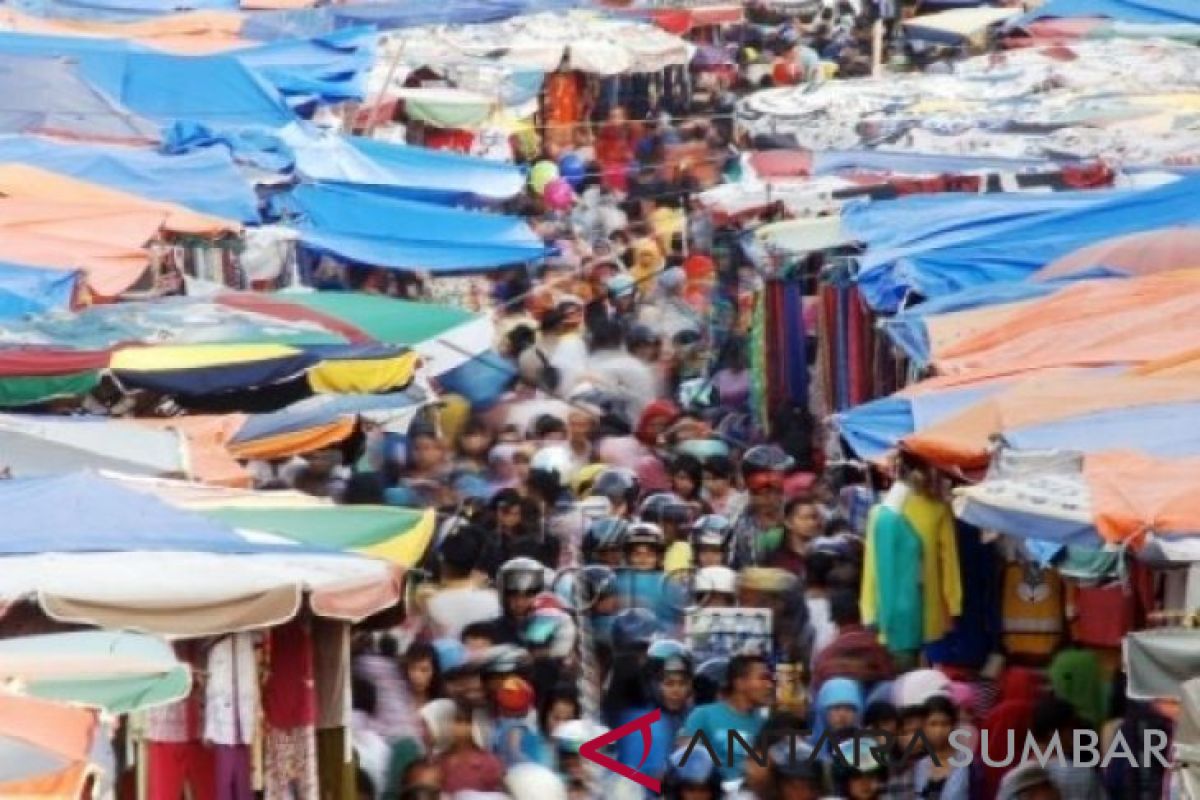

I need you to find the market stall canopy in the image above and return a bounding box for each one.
[0,414,189,477]
[0,472,402,635]
[0,53,159,143]
[0,292,487,406]
[1036,226,1200,281]
[0,631,189,714]
[0,7,253,53]
[0,135,259,222]
[0,163,238,296]
[0,691,96,800]
[0,261,78,321]
[378,11,692,76]
[1017,0,1200,26]
[835,378,1007,461]
[231,26,374,105]
[882,272,1123,366]
[242,0,579,41]
[955,449,1200,551]
[275,183,548,273]
[102,470,437,567]
[904,370,1200,470]
[929,270,1200,377]
[848,176,1200,312]
[281,127,525,204]
[903,6,1020,46]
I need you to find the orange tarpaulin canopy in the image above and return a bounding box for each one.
[1037,226,1200,281]
[904,372,1200,469]
[0,691,97,800]
[0,8,254,53]
[933,271,1200,377]
[0,165,238,296]
[1087,451,1200,546]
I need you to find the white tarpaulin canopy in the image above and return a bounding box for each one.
[0,415,187,478]
[378,11,694,77]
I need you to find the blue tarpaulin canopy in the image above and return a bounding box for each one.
[1004,401,1200,458]
[1017,0,1200,25]
[0,52,159,143]
[811,150,1048,177]
[232,28,376,106]
[78,52,295,128]
[834,382,1001,459]
[280,127,524,204]
[0,262,78,321]
[0,36,293,128]
[848,176,1200,311]
[276,184,548,273]
[241,0,579,39]
[0,134,259,221]
[0,472,311,555]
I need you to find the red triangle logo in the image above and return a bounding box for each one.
[579,708,662,793]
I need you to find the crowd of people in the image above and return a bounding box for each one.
[236,4,1177,800]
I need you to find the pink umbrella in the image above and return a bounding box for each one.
[1037,227,1200,281]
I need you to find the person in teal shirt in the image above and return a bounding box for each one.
[678,653,774,781]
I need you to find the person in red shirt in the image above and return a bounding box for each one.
[810,590,896,694]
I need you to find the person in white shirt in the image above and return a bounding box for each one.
[422,532,501,640]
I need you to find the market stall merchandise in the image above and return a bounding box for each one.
[739,38,1200,165]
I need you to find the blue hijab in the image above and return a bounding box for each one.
[811,677,865,757]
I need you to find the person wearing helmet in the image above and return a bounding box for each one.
[624,521,666,571]
[551,719,607,795]
[583,518,628,568]
[832,739,887,800]
[490,558,547,647]
[690,514,733,568]
[639,492,696,575]
[662,745,722,800]
[678,653,773,781]
[526,445,578,568]
[605,638,698,789]
[615,522,685,625]
[589,467,641,518]
[731,445,793,568]
[694,566,738,609]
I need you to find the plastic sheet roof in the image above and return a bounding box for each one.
[1017,0,1200,25]
[849,176,1200,311]
[0,134,259,221]
[377,11,693,77]
[276,184,548,273]
[0,53,158,143]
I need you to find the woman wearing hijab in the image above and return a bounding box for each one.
[1048,648,1108,729]
[810,677,864,759]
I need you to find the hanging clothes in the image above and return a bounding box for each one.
[900,492,963,645]
[1001,561,1065,662]
[206,633,260,800]
[925,522,1001,669]
[860,504,924,654]
[263,618,319,800]
[145,641,213,800]
[313,620,354,800]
